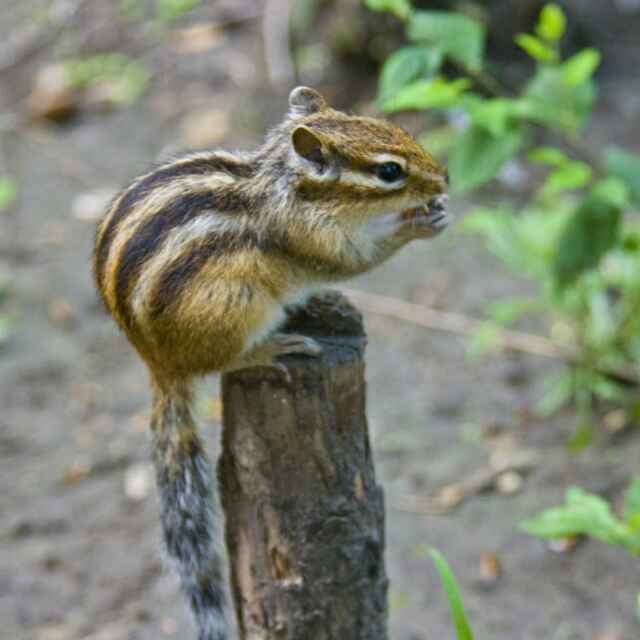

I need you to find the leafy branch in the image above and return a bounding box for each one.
[367,0,640,438]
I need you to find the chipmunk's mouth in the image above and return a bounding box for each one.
[400,194,448,220]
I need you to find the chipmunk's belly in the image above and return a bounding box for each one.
[242,284,323,352]
[243,303,287,352]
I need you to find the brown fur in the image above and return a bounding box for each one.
[93,88,448,387]
[91,87,449,640]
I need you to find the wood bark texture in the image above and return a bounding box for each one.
[219,291,389,640]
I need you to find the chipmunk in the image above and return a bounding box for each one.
[92,87,449,640]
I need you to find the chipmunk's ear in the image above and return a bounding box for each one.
[291,126,326,170]
[288,86,328,118]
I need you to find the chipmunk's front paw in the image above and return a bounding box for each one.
[402,195,451,239]
[423,206,451,237]
[268,334,322,385]
[272,333,323,357]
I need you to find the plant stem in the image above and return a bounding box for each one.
[341,287,640,386]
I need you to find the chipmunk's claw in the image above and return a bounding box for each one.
[424,209,452,235]
[275,334,323,357]
[427,194,448,216]
[270,361,294,385]
[401,195,451,238]
[269,334,322,386]
[426,195,452,235]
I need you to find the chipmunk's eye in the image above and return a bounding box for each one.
[376,161,405,183]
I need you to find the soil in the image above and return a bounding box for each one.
[1,2,640,639]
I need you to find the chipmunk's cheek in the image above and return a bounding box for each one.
[400,205,428,221]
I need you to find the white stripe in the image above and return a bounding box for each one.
[369,153,407,170]
[350,212,403,261]
[130,213,243,319]
[340,169,406,190]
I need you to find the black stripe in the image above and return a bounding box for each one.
[115,191,213,323]
[115,188,263,326]
[149,240,224,319]
[298,180,393,202]
[114,188,258,327]
[149,230,268,319]
[94,155,255,289]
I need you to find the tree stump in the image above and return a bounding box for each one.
[219,291,389,640]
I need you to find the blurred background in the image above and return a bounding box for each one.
[1,1,640,638]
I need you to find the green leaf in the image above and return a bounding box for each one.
[536,369,573,417]
[0,176,17,211]
[590,373,625,402]
[462,207,518,259]
[417,125,459,159]
[567,419,594,452]
[378,46,443,104]
[605,146,640,208]
[542,161,592,197]
[463,207,535,275]
[624,477,640,524]
[521,487,630,545]
[465,97,523,136]
[465,202,573,279]
[156,0,200,22]
[586,290,616,345]
[467,322,501,358]
[408,10,486,70]
[365,0,411,20]
[429,549,474,640]
[521,66,596,133]
[592,176,631,209]
[562,49,601,87]
[65,54,149,104]
[448,124,524,193]
[486,297,542,325]
[381,77,471,112]
[528,146,569,167]
[536,3,566,42]
[119,0,145,20]
[553,190,622,288]
[515,33,558,63]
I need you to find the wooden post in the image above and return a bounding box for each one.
[219,291,389,640]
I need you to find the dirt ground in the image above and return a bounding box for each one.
[1,2,640,639]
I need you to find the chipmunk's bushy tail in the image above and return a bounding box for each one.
[150,381,228,640]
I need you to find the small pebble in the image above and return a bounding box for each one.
[547,536,580,554]
[26,64,78,122]
[71,188,116,222]
[603,409,628,434]
[171,22,225,54]
[63,462,91,485]
[479,550,502,583]
[48,298,75,329]
[124,462,153,502]
[161,617,178,635]
[496,470,523,495]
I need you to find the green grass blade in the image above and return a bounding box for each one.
[429,549,474,640]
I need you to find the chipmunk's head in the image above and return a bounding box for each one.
[284,86,448,222]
